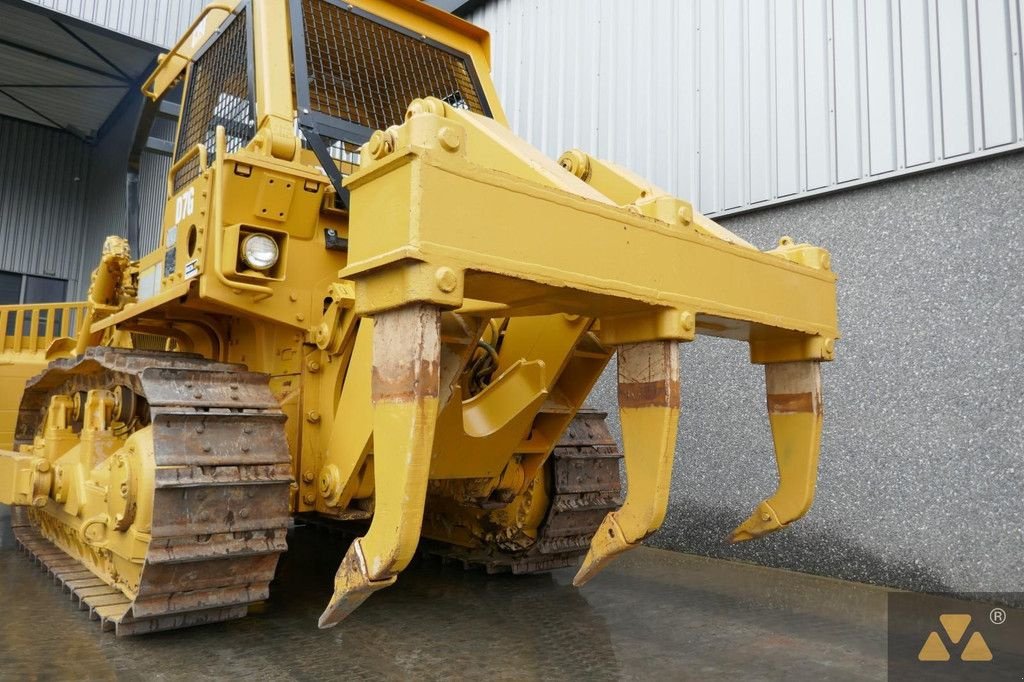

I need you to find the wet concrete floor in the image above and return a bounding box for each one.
[0,505,923,680]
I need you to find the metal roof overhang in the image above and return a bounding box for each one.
[0,0,161,141]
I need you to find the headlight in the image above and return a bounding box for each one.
[240,233,279,271]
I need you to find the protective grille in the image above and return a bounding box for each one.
[300,0,486,133]
[131,332,170,351]
[173,9,253,193]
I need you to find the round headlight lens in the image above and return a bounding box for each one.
[241,233,279,271]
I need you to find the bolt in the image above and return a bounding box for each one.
[194,392,203,400]
[679,311,695,334]
[437,126,461,152]
[406,98,445,119]
[199,511,210,522]
[34,460,50,473]
[307,360,321,373]
[195,425,204,434]
[302,470,315,484]
[243,425,253,435]
[761,512,771,522]
[239,509,250,519]
[368,130,394,159]
[296,313,305,322]
[202,445,211,453]
[435,267,458,294]
[306,410,321,424]
[677,205,693,226]
[289,293,298,302]
[557,149,591,180]
[303,493,316,505]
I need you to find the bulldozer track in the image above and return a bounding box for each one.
[11,349,292,636]
[427,410,623,575]
[303,411,623,576]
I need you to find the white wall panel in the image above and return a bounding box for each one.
[936,0,975,158]
[900,0,935,167]
[774,1,801,199]
[466,0,1024,216]
[746,1,772,204]
[833,0,864,182]
[804,1,832,190]
[977,0,1017,147]
[865,0,899,174]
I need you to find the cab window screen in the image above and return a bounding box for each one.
[173,9,253,193]
[300,0,487,132]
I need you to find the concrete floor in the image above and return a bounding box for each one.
[0,505,997,681]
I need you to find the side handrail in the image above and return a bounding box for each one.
[0,302,89,354]
[166,143,208,198]
[141,2,236,101]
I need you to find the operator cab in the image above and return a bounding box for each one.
[167,0,499,207]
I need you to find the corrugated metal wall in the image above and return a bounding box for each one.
[138,150,170,255]
[0,117,89,283]
[23,0,207,48]
[467,0,1024,216]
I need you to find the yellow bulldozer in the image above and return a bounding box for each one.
[0,0,838,635]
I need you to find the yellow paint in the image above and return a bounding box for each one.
[0,0,841,628]
[918,615,994,663]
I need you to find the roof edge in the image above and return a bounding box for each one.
[451,0,491,18]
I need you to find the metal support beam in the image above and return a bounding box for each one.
[50,18,131,80]
[0,36,128,83]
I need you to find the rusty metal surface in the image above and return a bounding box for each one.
[11,348,292,635]
[421,410,623,574]
[0,503,896,680]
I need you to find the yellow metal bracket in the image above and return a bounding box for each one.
[573,340,680,586]
[0,455,51,508]
[335,97,840,591]
[319,303,442,628]
[731,360,823,542]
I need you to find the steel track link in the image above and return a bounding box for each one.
[11,349,292,636]
[427,410,624,575]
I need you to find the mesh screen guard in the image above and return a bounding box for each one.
[172,8,254,194]
[293,0,492,205]
[300,0,487,130]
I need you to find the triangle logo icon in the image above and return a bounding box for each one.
[939,614,971,644]
[918,631,950,661]
[960,632,993,662]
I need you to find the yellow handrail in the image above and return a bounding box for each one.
[0,302,89,355]
[166,142,208,198]
[141,2,236,101]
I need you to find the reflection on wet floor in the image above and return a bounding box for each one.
[0,504,893,681]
